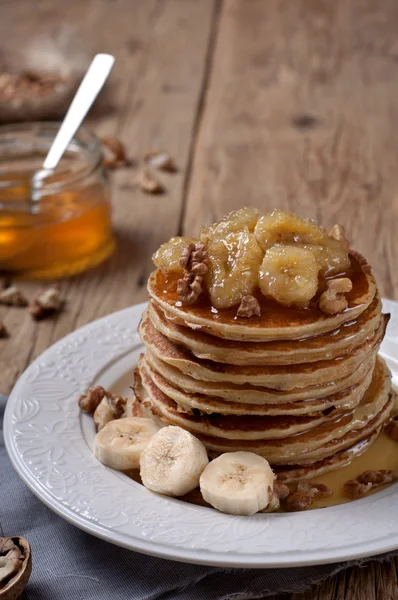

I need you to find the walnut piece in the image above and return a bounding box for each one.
[0,321,8,338]
[319,277,352,315]
[344,470,398,499]
[136,168,164,194]
[284,480,333,511]
[144,150,177,172]
[385,415,398,441]
[263,481,291,512]
[78,386,108,413]
[237,295,261,318]
[29,286,62,320]
[100,136,128,169]
[94,393,126,431]
[274,481,291,500]
[177,242,208,305]
[0,71,66,101]
[0,286,28,307]
[329,224,350,252]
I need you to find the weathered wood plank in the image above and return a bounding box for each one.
[183,0,398,302]
[0,0,216,393]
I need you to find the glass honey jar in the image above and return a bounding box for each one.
[0,122,115,279]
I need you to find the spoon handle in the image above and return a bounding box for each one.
[43,54,115,170]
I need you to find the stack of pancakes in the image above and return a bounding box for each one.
[134,251,395,482]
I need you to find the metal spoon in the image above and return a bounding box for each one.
[31,53,115,202]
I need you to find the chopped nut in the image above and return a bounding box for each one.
[385,415,398,441]
[144,150,177,172]
[284,493,313,511]
[136,168,164,194]
[78,386,108,413]
[284,480,332,511]
[0,321,8,338]
[237,295,261,318]
[319,277,352,315]
[329,224,350,252]
[177,241,209,305]
[344,469,398,499]
[296,480,333,498]
[344,480,373,499]
[273,481,291,500]
[94,393,126,430]
[29,286,62,320]
[0,286,28,307]
[100,136,128,169]
[0,70,66,101]
[357,470,398,485]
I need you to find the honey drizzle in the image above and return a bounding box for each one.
[152,254,369,331]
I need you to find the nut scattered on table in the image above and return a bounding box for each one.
[29,286,62,321]
[100,136,128,169]
[136,168,164,194]
[0,287,28,307]
[144,150,177,172]
[0,70,67,102]
[0,322,8,339]
[0,536,32,600]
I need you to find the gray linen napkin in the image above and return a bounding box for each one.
[1,395,396,600]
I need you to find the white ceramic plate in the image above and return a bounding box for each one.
[4,300,398,568]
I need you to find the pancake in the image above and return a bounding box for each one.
[139,312,387,390]
[274,430,380,482]
[134,357,391,447]
[138,352,375,416]
[145,349,377,404]
[195,393,394,465]
[148,296,382,366]
[148,251,376,342]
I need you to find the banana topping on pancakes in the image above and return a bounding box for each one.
[135,208,395,497]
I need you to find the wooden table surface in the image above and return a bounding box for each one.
[2,1,398,598]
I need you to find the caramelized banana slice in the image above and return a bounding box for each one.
[206,227,263,309]
[259,245,319,308]
[201,207,260,243]
[153,237,197,273]
[298,243,350,277]
[254,210,350,276]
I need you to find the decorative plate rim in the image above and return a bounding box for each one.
[4,299,398,568]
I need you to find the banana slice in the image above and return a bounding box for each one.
[140,426,209,496]
[200,451,275,516]
[94,417,160,470]
[259,245,319,308]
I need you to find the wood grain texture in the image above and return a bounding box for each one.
[1,1,398,598]
[0,0,216,392]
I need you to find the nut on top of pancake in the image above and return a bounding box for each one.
[153,208,352,314]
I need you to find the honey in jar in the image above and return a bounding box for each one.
[0,122,115,279]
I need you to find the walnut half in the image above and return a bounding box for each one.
[319,277,352,315]
[344,470,398,499]
[177,242,208,305]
